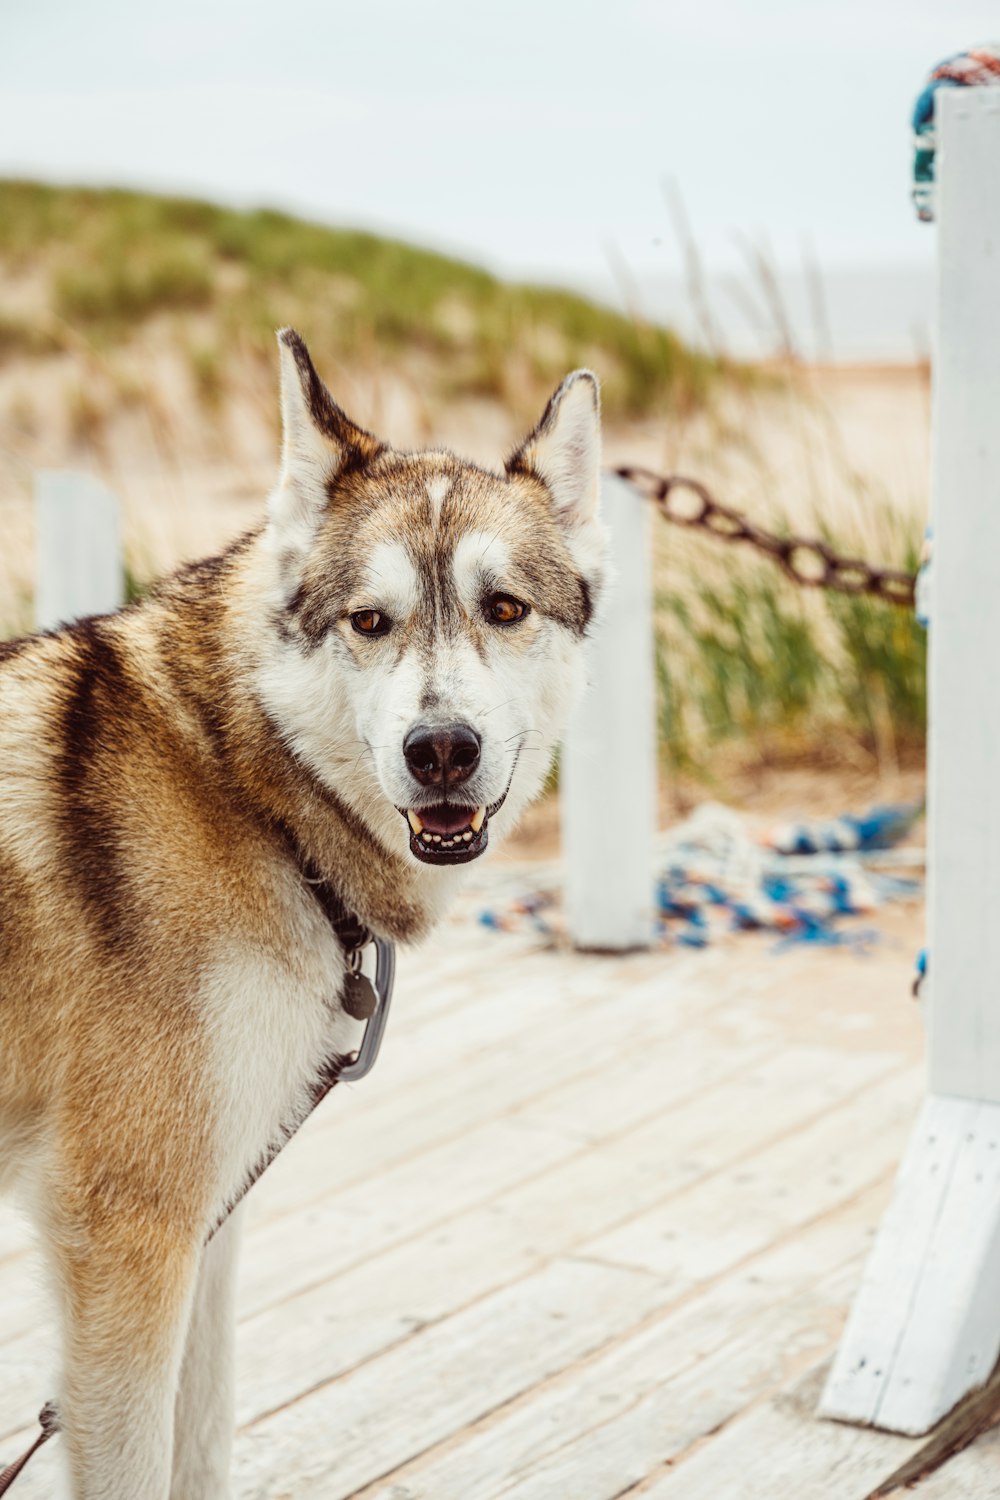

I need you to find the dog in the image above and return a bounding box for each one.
[0,329,607,1498]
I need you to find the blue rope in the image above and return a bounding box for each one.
[912,45,1000,222]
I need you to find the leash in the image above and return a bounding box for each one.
[0,1406,60,1495]
[0,875,396,1494]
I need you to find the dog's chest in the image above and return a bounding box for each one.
[197,904,357,1210]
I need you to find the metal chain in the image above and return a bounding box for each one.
[615,465,917,610]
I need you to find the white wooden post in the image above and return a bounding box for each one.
[35,471,123,631]
[821,88,1000,1437]
[561,472,657,950]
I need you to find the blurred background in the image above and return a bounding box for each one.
[2,0,995,840]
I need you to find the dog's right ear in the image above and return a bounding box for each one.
[269,328,382,549]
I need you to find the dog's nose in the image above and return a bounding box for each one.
[403,722,481,788]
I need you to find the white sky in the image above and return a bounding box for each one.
[1,1,997,297]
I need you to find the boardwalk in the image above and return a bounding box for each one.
[0,879,989,1498]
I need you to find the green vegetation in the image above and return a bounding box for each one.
[56,246,214,324]
[0,180,717,418]
[654,509,926,775]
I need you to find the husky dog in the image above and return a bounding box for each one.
[0,330,607,1498]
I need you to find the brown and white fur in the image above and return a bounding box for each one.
[0,330,607,1498]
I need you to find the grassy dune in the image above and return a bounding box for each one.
[0,180,717,419]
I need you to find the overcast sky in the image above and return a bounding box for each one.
[2,1,997,301]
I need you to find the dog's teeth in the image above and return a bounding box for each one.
[407,810,424,835]
[470,806,486,833]
[421,831,433,843]
[432,835,442,843]
[442,838,453,846]
[462,830,473,842]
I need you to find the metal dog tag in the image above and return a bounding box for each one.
[339,938,395,1083]
[342,967,378,1021]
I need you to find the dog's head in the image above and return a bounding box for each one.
[256,329,608,867]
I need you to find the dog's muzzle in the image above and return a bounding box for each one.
[399,785,512,865]
[402,800,489,864]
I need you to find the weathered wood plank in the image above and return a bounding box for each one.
[821,1093,967,1426]
[638,1362,921,1499]
[245,964,785,1227]
[348,1187,890,1500]
[822,1095,1000,1434]
[235,1042,905,1332]
[238,966,893,1320]
[583,1067,919,1281]
[865,1353,1000,1495]
[237,1115,577,1316]
[927,89,1000,1106]
[906,1426,1000,1498]
[233,1258,664,1499]
[232,1045,901,1426]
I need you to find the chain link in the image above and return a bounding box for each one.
[615,466,917,610]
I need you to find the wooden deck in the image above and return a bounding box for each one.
[0,882,992,1498]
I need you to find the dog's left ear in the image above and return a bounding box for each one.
[269,328,382,548]
[507,370,601,527]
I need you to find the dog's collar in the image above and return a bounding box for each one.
[268,814,397,1077]
[294,850,396,1083]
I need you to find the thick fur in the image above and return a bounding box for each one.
[0,330,607,1499]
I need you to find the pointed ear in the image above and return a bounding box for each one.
[269,328,382,546]
[507,370,601,526]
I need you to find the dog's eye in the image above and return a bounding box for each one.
[350,609,391,636]
[485,593,528,626]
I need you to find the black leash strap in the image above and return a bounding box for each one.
[0,885,395,1492]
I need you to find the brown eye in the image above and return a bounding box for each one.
[486,593,528,626]
[350,609,390,636]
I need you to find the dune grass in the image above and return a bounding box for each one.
[653,503,925,778]
[0,180,718,420]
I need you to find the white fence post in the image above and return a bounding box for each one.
[35,471,123,631]
[561,472,657,950]
[820,87,1000,1437]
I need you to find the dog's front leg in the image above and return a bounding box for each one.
[170,1206,244,1500]
[52,1213,201,1500]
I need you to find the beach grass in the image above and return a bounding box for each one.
[0,180,718,420]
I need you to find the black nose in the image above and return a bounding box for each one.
[403,722,481,788]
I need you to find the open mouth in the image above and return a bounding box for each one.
[400,792,507,865]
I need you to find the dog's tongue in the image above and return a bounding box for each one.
[418,804,475,835]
